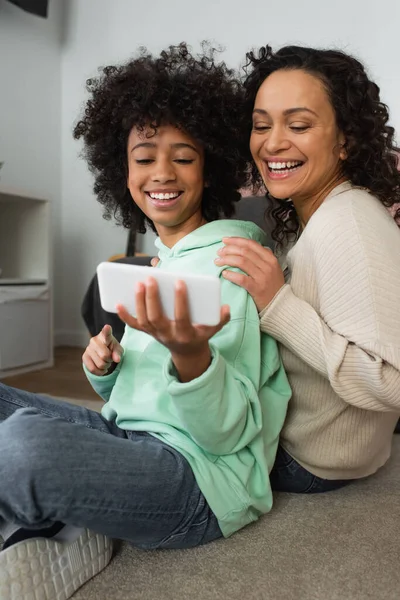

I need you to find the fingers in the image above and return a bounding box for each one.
[82,353,108,376]
[150,257,160,268]
[220,304,231,326]
[98,324,123,366]
[116,278,168,334]
[101,324,113,346]
[144,278,165,325]
[221,269,253,292]
[116,304,141,330]
[215,254,265,279]
[111,342,124,363]
[82,331,114,375]
[221,267,281,312]
[174,281,192,326]
[216,239,274,278]
[116,278,230,357]
[195,305,231,338]
[221,237,273,260]
[170,281,195,342]
[133,281,149,326]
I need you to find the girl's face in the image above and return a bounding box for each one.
[250,69,346,208]
[127,124,205,246]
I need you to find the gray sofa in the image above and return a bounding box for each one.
[79,197,400,600]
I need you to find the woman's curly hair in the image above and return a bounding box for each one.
[73,43,248,233]
[243,45,400,247]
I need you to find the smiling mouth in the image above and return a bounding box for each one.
[267,160,304,174]
[146,191,183,201]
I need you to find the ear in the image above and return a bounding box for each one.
[338,132,347,160]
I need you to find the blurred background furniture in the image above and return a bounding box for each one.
[0,189,53,378]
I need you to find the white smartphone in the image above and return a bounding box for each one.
[97,261,222,326]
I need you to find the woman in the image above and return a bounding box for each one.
[215,45,400,493]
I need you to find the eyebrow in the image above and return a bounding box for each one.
[131,142,200,153]
[253,107,318,117]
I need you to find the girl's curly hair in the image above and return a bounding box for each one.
[73,43,248,233]
[243,45,400,247]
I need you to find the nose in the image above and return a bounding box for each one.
[263,125,291,154]
[151,158,177,183]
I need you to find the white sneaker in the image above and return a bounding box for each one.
[0,528,113,599]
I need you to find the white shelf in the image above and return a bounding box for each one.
[0,278,48,285]
[0,188,49,204]
[0,189,53,378]
[0,192,50,281]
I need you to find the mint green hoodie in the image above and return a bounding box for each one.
[85,220,291,537]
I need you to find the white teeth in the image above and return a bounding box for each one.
[267,161,302,170]
[148,192,180,200]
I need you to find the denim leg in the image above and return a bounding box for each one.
[270,445,353,493]
[0,382,123,435]
[0,383,221,549]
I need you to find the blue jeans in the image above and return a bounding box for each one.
[270,445,353,493]
[0,383,222,549]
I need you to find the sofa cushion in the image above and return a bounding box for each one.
[233,195,275,248]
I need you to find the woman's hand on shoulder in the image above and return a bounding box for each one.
[215,237,285,312]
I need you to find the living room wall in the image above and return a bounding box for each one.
[0,0,64,340]
[3,0,398,348]
[58,0,400,346]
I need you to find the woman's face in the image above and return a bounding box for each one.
[250,69,346,205]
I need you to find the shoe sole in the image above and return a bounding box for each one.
[0,528,113,600]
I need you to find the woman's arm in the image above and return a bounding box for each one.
[260,284,400,412]
[216,204,400,412]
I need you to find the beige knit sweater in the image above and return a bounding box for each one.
[260,182,400,479]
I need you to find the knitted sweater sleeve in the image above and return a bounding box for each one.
[260,191,400,413]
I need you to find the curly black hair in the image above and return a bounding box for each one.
[243,45,400,247]
[73,43,248,233]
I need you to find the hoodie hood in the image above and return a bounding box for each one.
[155,220,268,260]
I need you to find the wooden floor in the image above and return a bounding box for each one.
[1,347,101,402]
